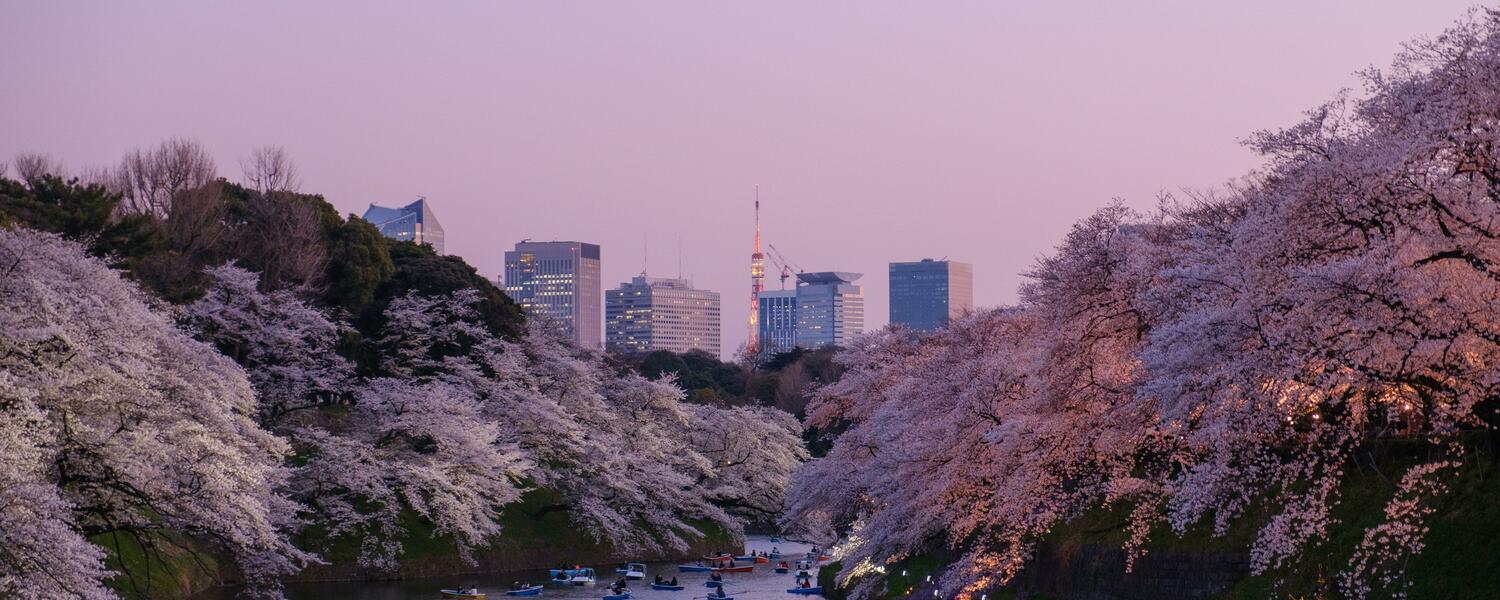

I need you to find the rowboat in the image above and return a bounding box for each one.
[704,581,723,588]
[755,557,770,564]
[505,585,544,596]
[678,565,712,573]
[651,584,685,591]
[774,567,789,574]
[712,566,753,574]
[549,568,596,586]
[602,593,630,600]
[733,555,756,562]
[786,587,823,595]
[617,563,646,580]
[769,536,782,543]
[442,589,486,599]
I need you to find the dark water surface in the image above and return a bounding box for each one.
[224,536,827,600]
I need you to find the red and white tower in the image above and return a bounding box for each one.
[748,190,765,357]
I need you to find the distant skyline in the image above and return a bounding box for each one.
[0,1,1478,355]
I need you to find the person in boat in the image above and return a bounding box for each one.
[714,586,727,598]
[669,577,678,586]
[802,580,812,589]
[654,575,663,585]
[710,572,722,582]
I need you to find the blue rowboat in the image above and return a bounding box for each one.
[602,593,630,600]
[769,536,782,543]
[786,588,823,595]
[704,581,724,588]
[651,584,685,591]
[678,565,712,573]
[505,585,544,596]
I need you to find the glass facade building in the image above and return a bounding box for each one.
[756,289,798,357]
[362,197,445,254]
[889,259,974,332]
[503,241,603,349]
[795,272,864,349]
[606,276,721,356]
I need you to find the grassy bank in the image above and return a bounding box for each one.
[827,436,1500,600]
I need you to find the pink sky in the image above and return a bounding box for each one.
[0,1,1477,357]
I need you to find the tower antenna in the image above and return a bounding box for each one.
[747,187,766,359]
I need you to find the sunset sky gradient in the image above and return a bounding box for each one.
[0,1,1477,356]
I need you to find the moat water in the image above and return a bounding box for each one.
[217,536,826,600]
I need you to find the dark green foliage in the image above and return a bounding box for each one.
[761,346,842,382]
[0,175,163,262]
[638,349,749,404]
[632,350,750,406]
[619,346,844,413]
[323,216,394,314]
[364,241,525,341]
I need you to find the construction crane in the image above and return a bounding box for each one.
[766,243,802,289]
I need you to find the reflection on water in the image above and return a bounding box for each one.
[222,536,825,600]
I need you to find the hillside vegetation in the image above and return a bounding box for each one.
[0,148,806,599]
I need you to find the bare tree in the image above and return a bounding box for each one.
[111,137,217,217]
[163,180,231,259]
[12,152,65,188]
[240,145,301,195]
[236,193,327,290]
[774,361,813,413]
[75,164,113,187]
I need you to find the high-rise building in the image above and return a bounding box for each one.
[503,241,602,349]
[795,272,864,349]
[889,259,974,332]
[757,289,797,357]
[363,197,445,254]
[606,276,721,356]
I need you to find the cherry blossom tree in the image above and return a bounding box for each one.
[690,404,809,523]
[0,228,311,598]
[788,11,1500,599]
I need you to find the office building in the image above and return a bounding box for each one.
[889,259,974,331]
[757,289,798,357]
[363,197,445,254]
[606,276,722,356]
[503,241,602,349]
[795,272,864,349]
